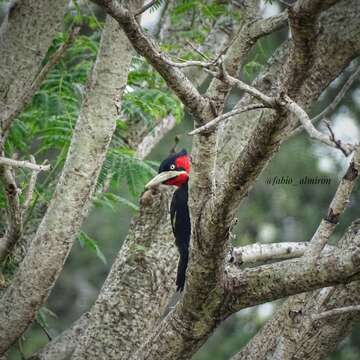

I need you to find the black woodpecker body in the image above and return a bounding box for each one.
[145,149,191,292]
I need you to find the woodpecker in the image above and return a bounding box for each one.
[145,149,191,292]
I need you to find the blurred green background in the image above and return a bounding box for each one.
[1,1,359,359]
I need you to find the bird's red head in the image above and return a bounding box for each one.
[145,149,191,189]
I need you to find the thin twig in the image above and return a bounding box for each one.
[185,40,209,61]
[324,119,349,157]
[0,157,50,172]
[205,64,277,107]
[135,0,159,16]
[162,57,218,69]
[36,319,52,341]
[313,65,360,123]
[189,103,267,135]
[291,65,360,137]
[280,94,355,156]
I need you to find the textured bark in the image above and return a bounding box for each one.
[128,1,360,359]
[231,242,333,265]
[0,17,133,354]
[217,0,360,182]
[30,7,241,358]
[0,0,68,139]
[93,0,216,125]
[71,187,177,359]
[233,220,360,360]
[224,245,360,312]
[29,313,90,360]
[135,115,177,160]
[8,0,360,359]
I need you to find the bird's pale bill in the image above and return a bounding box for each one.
[145,171,188,189]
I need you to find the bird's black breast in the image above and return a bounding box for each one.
[170,183,191,249]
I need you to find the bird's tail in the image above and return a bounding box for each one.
[176,251,188,292]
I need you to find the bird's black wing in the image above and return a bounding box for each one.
[170,192,176,235]
[170,185,190,291]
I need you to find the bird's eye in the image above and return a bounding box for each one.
[170,164,176,170]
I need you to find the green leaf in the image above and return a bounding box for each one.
[77,231,107,265]
[94,192,139,212]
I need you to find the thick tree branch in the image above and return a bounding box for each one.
[93,0,214,123]
[231,242,334,265]
[1,25,80,138]
[71,186,177,359]
[284,0,339,96]
[304,146,360,257]
[0,17,133,354]
[312,305,360,320]
[0,0,69,144]
[233,219,360,360]
[225,244,360,312]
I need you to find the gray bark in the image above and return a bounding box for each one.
[126,1,360,359]
[0,16,133,354]
[233,220,360,360]
[57,1,360,359]
[0,0,68,138]
[3,0,360,359]
[29,313,90,360]
[71,186,177,359]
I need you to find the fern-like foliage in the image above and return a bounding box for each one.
[3,5,183,229]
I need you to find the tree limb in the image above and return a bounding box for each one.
[92,0,214,124]
[224,243,360,312]
[135,114,177,160]
[303,146,360,257]
[291,63,360,138]
[189,103,268,135]
[0,17,133,354]
[284,0,339,96]
[232,219,360,360]
[0,157,50,172]
[1,25,80,138]
[0,0,69,145]
[312,305,360,320]
[231,241,334,265]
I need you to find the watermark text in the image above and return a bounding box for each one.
[265,175,331,186]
